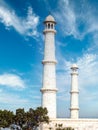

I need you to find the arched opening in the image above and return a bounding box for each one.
[48,24,50,29]
[51,24,53,29]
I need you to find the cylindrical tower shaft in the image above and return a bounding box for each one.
[40,15,57,119]
[70,64,79,119]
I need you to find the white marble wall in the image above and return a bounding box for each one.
[42,63,56,89]
[44,32,55,61]
[42,118,98,130]
[42,91,56,118]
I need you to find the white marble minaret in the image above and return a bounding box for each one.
[40,15,57,119]
[70,64,79,119]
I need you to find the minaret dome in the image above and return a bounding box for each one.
[44,15,56,24]
[71,64,78,69]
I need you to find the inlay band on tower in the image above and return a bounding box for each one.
[40,15,57,119]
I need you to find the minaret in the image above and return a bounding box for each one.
[40,15,57,119]
[70,64,79,119]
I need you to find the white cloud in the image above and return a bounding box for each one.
[56,50,98,117]
[0,89,3,92]
[78,54,98,87]
[53,0,98,40]
[54,0,98,97]
[0,2,39,38]
[0,73,25,89]
[54,0,77,38]
[57,52,98,101]
[0,88,41,111]
[87,32,98,53]
[54,0,98,103]
[23,7,39,37]
[0,92,28,104]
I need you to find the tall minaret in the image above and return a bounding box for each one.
[40,15,57,119]
[70,64,79,119]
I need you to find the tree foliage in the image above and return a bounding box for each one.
[22,107,49,130]
[0,110,14,128]
[0,107,49,130]
[55,124,74,130]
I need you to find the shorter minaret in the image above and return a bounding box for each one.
[70,64,79,119]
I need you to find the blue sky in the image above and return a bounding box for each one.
[0,0,98,118]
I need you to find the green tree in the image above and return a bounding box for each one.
[23,107,49,130]
[0,107,49,130]
[0,110,14,128]
[13,108,26,128]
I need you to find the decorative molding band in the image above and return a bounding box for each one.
[42,60,57,64]
[40,88,58,93]
[43,29,56,34]
[70,107,79,110]
[71,73,78,75]
[70,91,79,93]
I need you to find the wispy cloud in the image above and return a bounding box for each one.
[0,73,25,89]
[54,0,98,102]
[0,92,28,104]
[56,49,98,117]
[78,54,98,88]
[57,51,98,101]
[23,7,39,37]
[0,90,31,111]
[0,1,39,38]
[0,88,41,111]
[54,0,77,38]
[53,0,98,40]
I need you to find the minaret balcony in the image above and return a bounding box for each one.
[70,107,79,110]
[42,60,57,64]
[40,88,58,93]
[70,91,79,93]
